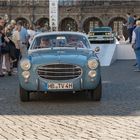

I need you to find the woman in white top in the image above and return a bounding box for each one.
[27,25,36,46]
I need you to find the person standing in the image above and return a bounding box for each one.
[0,27,4,77]
[16,20,29,57]
[27,24,36,47]
[0,17,5,77]
[132,20,140,72]
[12,24,20,68]
[132,15,137,30]
[124,13,135,43]
[0,17,5,27]
[1,27,12,76]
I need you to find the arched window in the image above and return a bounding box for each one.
[35,18,49,31]
[109,17,127,39]
[60,18,78,31]
[83,17,103,34]
[15,17,29,28]
[36,18,49,27]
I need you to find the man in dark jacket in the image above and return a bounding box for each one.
[125,13,135,43]
[0,17,5,76]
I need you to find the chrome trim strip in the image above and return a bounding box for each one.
[39,75,80,78]
[80,78,83,89]
[38,67,80,70]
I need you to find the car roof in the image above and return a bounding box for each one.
[35,31,87,38]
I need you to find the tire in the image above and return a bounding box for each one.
[89,78,102,101]
[19,85,30,102]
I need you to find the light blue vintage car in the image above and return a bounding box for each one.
[18,32,102,101]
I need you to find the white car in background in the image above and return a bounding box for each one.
[88,26,115,44]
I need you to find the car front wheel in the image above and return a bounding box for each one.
[19,85,30,102]
[89,78,102,101]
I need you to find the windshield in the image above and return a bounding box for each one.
[92,27,112,32]
[30,34,90,49]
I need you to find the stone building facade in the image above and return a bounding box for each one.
[0,0,140,36]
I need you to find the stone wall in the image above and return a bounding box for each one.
[0,0,140,33]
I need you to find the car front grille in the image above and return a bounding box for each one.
[37,64,82,80]
[94,32,106,35]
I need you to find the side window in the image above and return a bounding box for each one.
[30,37,40,49]
[51,39,57,47]
[82,37,90,48]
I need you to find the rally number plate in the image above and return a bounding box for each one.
[48,83,73,89]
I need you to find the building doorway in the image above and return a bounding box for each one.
[35,18,49,31]
[15,17,29,28]
[109,17,127,40]
[36,18,49,27]
[83,17,103,34]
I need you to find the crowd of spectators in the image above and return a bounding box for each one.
[0,17,48,77]
[0,13,139,76]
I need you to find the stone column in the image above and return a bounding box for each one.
[77,15,82,32]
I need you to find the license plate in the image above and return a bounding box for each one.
[97,37,103,40]
[48,83,73,89]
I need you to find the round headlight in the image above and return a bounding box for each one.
[22,71,30,79]
[20,59,31,71]
[88,70,97,78]
[88,59,98,69]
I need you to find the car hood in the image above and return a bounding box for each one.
[28,49,94,66]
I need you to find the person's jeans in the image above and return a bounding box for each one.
[0,53,3,74]
[13,49,20,68]
[4,53,11,72]
[128,28,133,43]
[134,49,140,70]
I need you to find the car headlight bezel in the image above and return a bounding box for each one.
[88,59,98,69]
[20,59,31,71]
[88,70,97,78]
[88,32,94,36]
[22,71,30,79]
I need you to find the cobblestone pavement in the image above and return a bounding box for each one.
[0,60,140,140]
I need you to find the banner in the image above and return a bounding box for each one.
[49,0,58,31]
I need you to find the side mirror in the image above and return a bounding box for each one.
[94,46,100,53]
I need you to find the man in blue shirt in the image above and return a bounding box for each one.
[17,20,29,56]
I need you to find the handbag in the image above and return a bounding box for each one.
[1,43,10,54]
[8,39,16,59]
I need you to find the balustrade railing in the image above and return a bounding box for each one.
[0,0,49,7]
[0,0,139,7]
